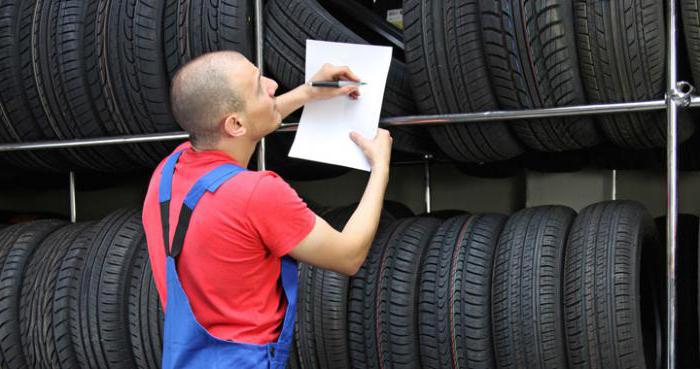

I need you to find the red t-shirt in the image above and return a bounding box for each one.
[142,142,316,344]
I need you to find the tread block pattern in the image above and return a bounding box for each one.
[492,206,575,369]
[404,0,524,163]
[563,200,661,369]
[480,0,601,152]
[70,209,144,369]
[264,0,417,119]
[418,214,506,369]
[128,236,164,369]
[376,217,441,369]
[0,220,66,369]
[19,223,89,369]
[575,0,694,148]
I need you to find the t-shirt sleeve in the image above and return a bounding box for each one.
[246,173,316,257]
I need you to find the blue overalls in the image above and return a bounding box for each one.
[157,150,297,369]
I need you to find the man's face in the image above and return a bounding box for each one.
[238,59,280,139]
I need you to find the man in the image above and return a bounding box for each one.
[142,51,392,369]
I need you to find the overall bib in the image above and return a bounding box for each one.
[158,151,297,369]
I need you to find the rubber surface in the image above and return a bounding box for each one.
[564,201,662,369]
[418,214,506,369]
[264,0,417,119]
[348,216,399,369]
[98,0,176,166]
[129,235,164,369]
[492,206,575,369]
[164,0,254,78]
[19,223,89,369]
[575,0,694,148]
[682,0,700,86]
[0,220,65,369]
[71,209,143,369]
[376,217,441,369]
[404,0,523,163]
[480,0,601,152]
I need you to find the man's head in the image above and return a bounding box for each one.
[170,51,280,149]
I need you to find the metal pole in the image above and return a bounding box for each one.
[666,0,679,366]
[255,0,266,170]
[424,154,432,214]
[611,169,617,201]
[69,171,76,223]
[0,99,681,152]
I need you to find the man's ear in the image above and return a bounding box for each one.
[222,113,247,138]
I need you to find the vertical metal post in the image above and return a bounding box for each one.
[254,0,266,170]
[69,171,76,223]
[611,169,617,200]
[665,0,679,367]
[424,154,432,214]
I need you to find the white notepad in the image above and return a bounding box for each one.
[288,40,393,171]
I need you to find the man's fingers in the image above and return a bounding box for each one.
[340,67,361,82]
[349,131,369,148]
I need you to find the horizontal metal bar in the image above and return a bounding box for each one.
[379,99,668,126]
[0,132,190,152]
[689,95,700,107]
[0,98,686,151]
[278,99,669,132]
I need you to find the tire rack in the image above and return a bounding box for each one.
[0,0,690,367]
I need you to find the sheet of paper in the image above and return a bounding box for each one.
[288,40,392,171]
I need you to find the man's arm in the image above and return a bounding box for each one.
[275,64,361,120]
[288,129,392,276]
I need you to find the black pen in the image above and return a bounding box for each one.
[308,81,367,87]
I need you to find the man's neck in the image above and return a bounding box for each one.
[192,139,257,168]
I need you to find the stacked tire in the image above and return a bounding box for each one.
[294,200,668,369]
[0,209,163,369]
[0,0,255,173]
[257,0,700,169]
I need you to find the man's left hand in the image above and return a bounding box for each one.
[304,64,361,101]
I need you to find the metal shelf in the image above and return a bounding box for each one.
[0,0,684,366]
[0,98,695,151]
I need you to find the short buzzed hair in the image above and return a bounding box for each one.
[170,51,247,148]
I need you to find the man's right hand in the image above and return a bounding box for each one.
[289,128,392,276]
[350,128,393,171]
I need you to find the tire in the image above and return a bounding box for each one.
[348,217,398,369]
[564,201,663,369]
[35,0,142,172]
[654,214,699,369]
[297,262,320,369]
[376,217,441,369]
[575,0,694,148]
[311,206,358,369]
[71,209,143,369]
[164,0,254,78]
[480,0,600,152]
[0,220,65,369]
[492,206,574,369]
[128,236,163,369]
[320,0,405,54]
[403,0,523,163]
[264,0,416,119]
[681,0,700,87]
[418,214,506,369]
[19,223,89,369]
[0,0,83,173]
[98,0,176,166]
[52,0,160,171]
[54,222,98,369]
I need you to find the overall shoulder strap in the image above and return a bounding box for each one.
[168,164,246,257]
[157,150,246,257]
